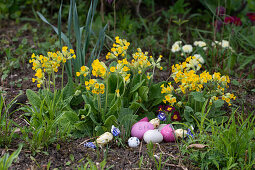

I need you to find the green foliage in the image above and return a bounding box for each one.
[0,92,18,147]
[180,107,255,169]
[146,142,169,170]
[77,157,113,170]
[20,89,73,152]
[0,144,23,170]
[183,93,228,127]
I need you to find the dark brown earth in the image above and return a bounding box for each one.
[1,20,255,169]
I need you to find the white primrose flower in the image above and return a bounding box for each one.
[194,54,205,64]
[221,40,230,48]
[194,41,206,47]
[174,41,182,45]
[171,43,181,53]
[212,41,220,47]
[182,44,193,53]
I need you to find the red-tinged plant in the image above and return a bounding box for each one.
[224,16,242,26]
[247,13,255,22]
[233,16,242,26]
[216,6,226,17]
[224,16,234,24]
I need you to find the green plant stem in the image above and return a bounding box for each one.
[104,75,109,112]
[98,94,104,121]
[113,0,116,36]
[61,64,65,90]
[53,72,56,92]
[149,65,156,88]
[48,73,51,91]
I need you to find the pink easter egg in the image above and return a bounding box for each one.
[160,124,175,142]
[131,122,154,139]
[138,117,149,122]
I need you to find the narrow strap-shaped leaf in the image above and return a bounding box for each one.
[58,0,63,48]
[73,0,83,69]
[87,24,107,68]
[83,0,99,64]
[82,1,93,63]
[65,0,74,78]
[37,12,69,45]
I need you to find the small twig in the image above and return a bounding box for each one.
[164,162,188,170]
[145,9,164,19]
[156,143,178,160]
[79,137,97,146]
[136,0,142,16]
[138,139,143,158]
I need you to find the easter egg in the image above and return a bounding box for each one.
[96,132,113,147]
[160,124,175,142]
[157,124,167,131]
[131,122,154,139]
[128,137,140,148]
[149,118,160,128]
[143,130,163,144]
[175,129,187,139]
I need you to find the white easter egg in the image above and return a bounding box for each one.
[143,130,163,144]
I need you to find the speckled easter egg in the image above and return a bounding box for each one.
[138,117,149,122]
[128,137,140,148]
[160,124,175,142]
[143,130,163,144]
[131,122,154,139]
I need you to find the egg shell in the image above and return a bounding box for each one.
[96,132,113,146]
[149,118,160,128]
[128,137,140,148]
[160,124,175,142]
[138,117,149,122]
[175,129,187,139]
[143,130,163,143]
[157,124,167,131]
[131,122,154,139]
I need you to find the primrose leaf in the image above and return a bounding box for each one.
[131,79,145,93]
[64,111,79,123]
[26,89,41,109]
[213,99,224,108]
[190,92,205,102]
[104,115,118,131]
[138,86,149,102]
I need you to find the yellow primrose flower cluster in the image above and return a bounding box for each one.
[222,93,236,106]
[92,59,107,78]
[76,66,90,77]
[160,83,176,106]
[161,56,235,106]
[29,46,76,88]
[110,58,131,83]
[77,36,163,97]
[129,48,163,74]
[85,79,105,94]
[106,36,130,60]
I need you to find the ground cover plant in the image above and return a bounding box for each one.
[0,0,255,169]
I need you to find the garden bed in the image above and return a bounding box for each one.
[1,0,255,169]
